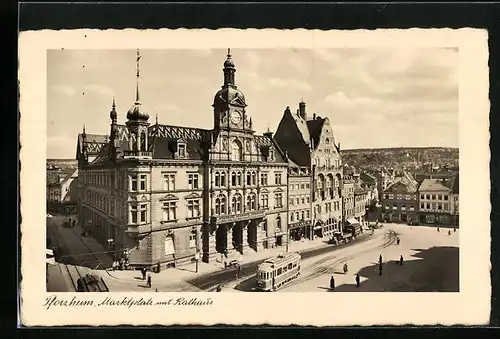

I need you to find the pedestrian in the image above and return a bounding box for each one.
[155,288,159,292]
[379,262,383,276]
[237,264,241,279]
[396,237,400,246]
[437,226,440,232]
[355,274,360,288]
[448,230,451,236]
[141,267,146,280]
[343,263,348,274]
[399,255,404,267]
[379,254,383,265]
[216,285,222,292]
[330,275,335,291]
[147,274,152,288]
[156,262,161,273]
[454,227,456,232]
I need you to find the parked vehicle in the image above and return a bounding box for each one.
[256,252,301,291]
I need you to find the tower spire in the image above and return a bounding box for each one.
[227,48,231,57]
[135,49,141,103]
[112,96,116,109]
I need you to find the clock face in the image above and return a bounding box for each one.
[230,111,242,124]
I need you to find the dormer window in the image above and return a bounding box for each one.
[269,149,275,162]
[178,144,186,158]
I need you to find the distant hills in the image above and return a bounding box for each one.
[47,159,77,170]
[340,147,459,171]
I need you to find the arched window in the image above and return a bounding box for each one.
[231,194,242,214]
[246,172,252,185]
[220,172,226,187]
[231,172,237,186]
[290,213,294,222]
[246,193,256,211]
[140,132,147,151]
[231,140,243,161]
[237,172,242,186]
[215,195,227,215]
[295,211,300,221]
[215,171,220,187]
[301,211,305,220]
[251,171,257,185]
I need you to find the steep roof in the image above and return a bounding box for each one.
[306,118,325,149]
[274,108,312,166]
[360,172,376,186]
[384,172,419,193]
[418,178,452,192]
[354,182,368,195]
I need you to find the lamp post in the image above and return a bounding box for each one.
[194,252,200,273]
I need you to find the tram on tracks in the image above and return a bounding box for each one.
[255,252,301,291]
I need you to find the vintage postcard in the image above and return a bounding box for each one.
[19,28,490,326]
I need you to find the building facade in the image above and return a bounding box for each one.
[381,171,419,224]
[450,174,459,226]
[353,181,369,224]
[76,50,289,269]
[417,178,453,225]
[274,103,343,240]
[47,167,79,215]
[287,161,312,241]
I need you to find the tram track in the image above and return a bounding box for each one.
[281,229,399,290]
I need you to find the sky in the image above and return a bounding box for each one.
[47,48,458,159]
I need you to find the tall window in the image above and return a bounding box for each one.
[301,211,305,220]
[130,175,138,192]
[139,203,147,223]
[261,194,269,208]
[295,211,300,221]
[246,193,256,211]
[187,199,201,218]
[130,205,138,224]
[188,174,199,189]
[251,172,257,186]
[215,172,220,187]
[261,173,268,186]
[231,172,237,186]
[275,193,283,208]
[130,203,147,224]
[247,172,252,186]
[231,140,242,161]
[139,174,147,191]
[237,172,242,186]
[215,195,227,215]
[276,215,282,229]
[163,174,175,191]
[275,173,282,185]
[231,194,242,213]
[220,172,226,187]
[162,201,177,221]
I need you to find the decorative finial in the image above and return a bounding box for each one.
[135,49,141,103]
[112,96,116,109]
[227,48,231,57]
[83,124,86,134]
[156,114,158,125]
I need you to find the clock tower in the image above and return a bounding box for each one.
[212,49,252,133]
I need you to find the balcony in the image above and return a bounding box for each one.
[211,209,266,224]
[123,150,152,159]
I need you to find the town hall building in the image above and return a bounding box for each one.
[76,50,289,269]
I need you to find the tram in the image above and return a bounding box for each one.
[255,252,301,291]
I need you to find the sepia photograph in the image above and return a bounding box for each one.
[20,28,489,326]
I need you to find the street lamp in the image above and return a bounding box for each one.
[194,251,200,273]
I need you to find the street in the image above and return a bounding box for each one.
[46,214,459,293]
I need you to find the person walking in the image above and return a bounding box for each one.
[330,276,335,291]
[448,230,451,236]
[396,237,400,246]
[343,263,348,274]
[355,274,360,288]
[147,274,152,288]
[379,254,383,265]
[235,264,241,280]
[454,227,456,232]
[399,255,404,267]
[141,267,146,280]
[437,226,440,232]
[216,285,222,292]
[379,262,383,276]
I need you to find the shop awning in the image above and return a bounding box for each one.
[347,218,360,225]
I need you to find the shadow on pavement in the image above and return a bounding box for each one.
[331,246,459,292]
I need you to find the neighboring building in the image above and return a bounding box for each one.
[381,171,419,224]
[359,171,379,205]
[46,167,79,215]
[342,174,357,228]
[76,50,289,269]
[274,103,343,240]
[417,178,453,225]
[287,160,312,241]
[450,174,459,226]
[353,181,370,224]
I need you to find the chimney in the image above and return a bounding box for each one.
[299,101,306,120]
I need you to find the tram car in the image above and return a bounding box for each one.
[76,273,109,292]
[255,252,301,291]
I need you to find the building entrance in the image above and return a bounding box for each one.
[215,225,228,253]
